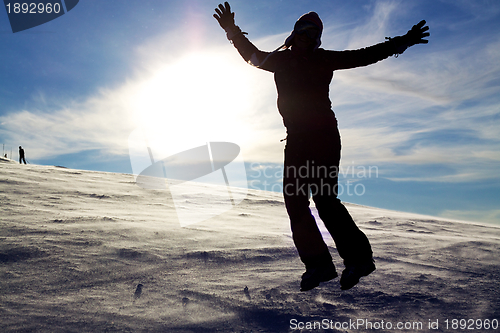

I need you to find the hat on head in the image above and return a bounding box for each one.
[284,11,323,49]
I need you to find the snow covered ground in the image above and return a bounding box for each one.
[1,157,499,332]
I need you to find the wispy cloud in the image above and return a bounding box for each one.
[1,0,498,184]
[0,28,286,163]
[313,1,500,184]
[0,84,137,159]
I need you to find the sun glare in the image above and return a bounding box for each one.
[132,51,254,159]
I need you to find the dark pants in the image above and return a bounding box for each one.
[283,129,372,269]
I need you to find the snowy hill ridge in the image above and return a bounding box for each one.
[0,156,16,164]
[1,162,499,332]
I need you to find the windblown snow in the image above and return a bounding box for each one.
[1,157,499,332]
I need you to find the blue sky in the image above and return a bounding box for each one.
[1,0,499,224]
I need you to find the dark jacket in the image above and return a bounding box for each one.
[231,34,396,133]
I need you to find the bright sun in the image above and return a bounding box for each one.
[132,51,254,160]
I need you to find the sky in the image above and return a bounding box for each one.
[0,0,499,224]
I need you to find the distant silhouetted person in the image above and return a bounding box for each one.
[19,146,26,164]
[214,2,429,291]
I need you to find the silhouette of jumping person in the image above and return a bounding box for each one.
[214,2,429,291]
[19,146,26,164]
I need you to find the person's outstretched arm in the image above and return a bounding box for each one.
[330,20,430,70]
[214,2,274,70]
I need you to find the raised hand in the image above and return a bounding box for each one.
[213,2,236,31]
[405,20,430,46]
[389,20,430,55]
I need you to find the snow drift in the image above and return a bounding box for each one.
[0,159,499,332]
